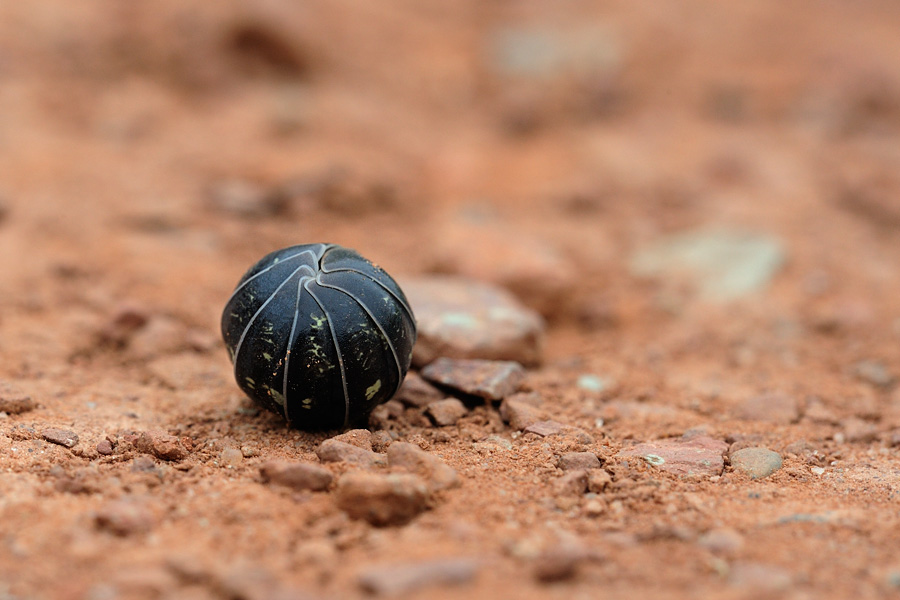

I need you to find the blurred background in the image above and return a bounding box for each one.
[3,2,900,598]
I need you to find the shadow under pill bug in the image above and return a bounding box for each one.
[221,243,416,431]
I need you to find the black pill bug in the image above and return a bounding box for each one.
[221,243,416,431]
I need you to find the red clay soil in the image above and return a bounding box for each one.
[2,2,900,599]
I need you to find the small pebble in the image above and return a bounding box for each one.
[259,461,333,491]
[317,439,386,467]
[583,499,605,517]
[0,381,36,415]
[96,440,115,456]
[533,543,587,582]
[387,442,459,492]
[842,417,878,443]
[729,447,783,479]
[618,436,728,477]
[95,499,156,536]
[425,398,468,426]
[576,374,610,393]
[554,470,588,496]
[395,372,444,407]
[371,430,394,452]
[335,472,429,527]
[42,428,79,449]
[133,430,190,461]
[220,448,244,468]
[499,395,547,430]
[698,528,745,556]
[524,420,566,437]
[587,469,612,493]
[240,445,258,458]
[402,276,545,367]
[558,452,601,471]
[357,558,478,595]
[853,359,895,388]
[329,429,374,450]
[422,358,526,401]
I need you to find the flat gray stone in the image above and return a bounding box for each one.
[730,447,782,479]
[422,358,525,401]
[395,372,444,407]
[425,398,468,426]
[630,228,785,301]
[401,276,544,367]
[618,435,728,477]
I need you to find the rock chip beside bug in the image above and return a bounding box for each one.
[422,358,526,401]
[387,442,459,492]
[394,372,445,408]
[499,393,548,431]
[425,399,468,426]
[317,439,386,468]
[402,276,544,367]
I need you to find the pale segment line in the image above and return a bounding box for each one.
[307,281,351,429]
[318,266,416,328]
[224,247,320,308]
[282,275,311,426]
[231,263,311,387]
[317,279,404,397]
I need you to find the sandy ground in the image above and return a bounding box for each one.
[2,2,900,599]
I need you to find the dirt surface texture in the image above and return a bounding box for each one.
[3,2,900,599]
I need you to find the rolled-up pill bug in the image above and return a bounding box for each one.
[221,243,416,431]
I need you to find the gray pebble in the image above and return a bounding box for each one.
[387,442,459,492]
[422,358,525,401]
[395,372,445,407]
[729,447,783,479]
[335,472,429,527]
[853,359,895,388]
[558,452,601,471]
[425,398,468,426]
[219,448,243,468]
